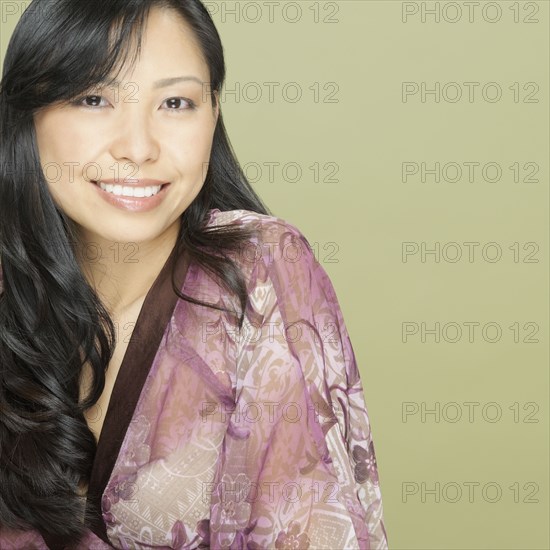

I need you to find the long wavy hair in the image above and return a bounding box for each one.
[0,0,271,543]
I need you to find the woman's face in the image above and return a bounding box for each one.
[33,7,219,246]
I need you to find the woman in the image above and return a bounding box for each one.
[0,0,388,548]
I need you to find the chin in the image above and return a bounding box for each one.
[86,226,161,247]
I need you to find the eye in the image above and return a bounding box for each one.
[161,97,196,111]
[71,95,110,109]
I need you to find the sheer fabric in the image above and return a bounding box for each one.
[0,209,388,549]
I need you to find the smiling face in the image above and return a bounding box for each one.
[33,7,219,247]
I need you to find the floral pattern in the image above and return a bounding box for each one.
[352,441,379,485]
[275,521,311,549]
[210,473,252,547]
[101,471,139,526]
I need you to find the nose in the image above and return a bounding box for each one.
[109,105,160,171]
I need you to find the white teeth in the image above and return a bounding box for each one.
[98,182,162,197]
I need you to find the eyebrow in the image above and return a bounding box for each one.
[99,76,205,89]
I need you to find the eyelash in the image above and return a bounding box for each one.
[70,95,197,112]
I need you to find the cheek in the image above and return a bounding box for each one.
[192,118,217,158]
[36,115,105,186]
[36,115,87,164]
[166,122,215,168]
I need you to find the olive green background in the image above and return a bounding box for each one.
[1,1,548,548]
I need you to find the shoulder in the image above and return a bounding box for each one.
[204,208,313,272]
[205,208,332,313]
[205,208,307,239]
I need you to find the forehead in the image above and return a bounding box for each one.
[112,7,209,83]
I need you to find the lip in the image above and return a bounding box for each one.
[91,180,171,213]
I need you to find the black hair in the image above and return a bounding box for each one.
[0,0,271,543]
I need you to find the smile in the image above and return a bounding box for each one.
[96,182,164,198]
[90,180,171,213]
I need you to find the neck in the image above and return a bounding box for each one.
[75,221,180,316]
